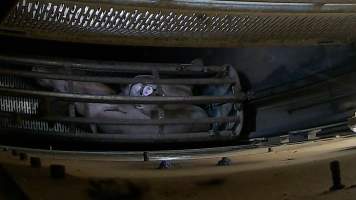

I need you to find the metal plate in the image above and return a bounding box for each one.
[1,0,356,47]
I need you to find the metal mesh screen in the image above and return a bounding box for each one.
[0,0,356,47]
[0,75,38,115]
[0,118,82,133]
[0,74,85,133]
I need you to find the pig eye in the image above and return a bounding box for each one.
[142,85,154,96]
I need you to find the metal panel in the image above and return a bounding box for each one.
[0,0,356,47]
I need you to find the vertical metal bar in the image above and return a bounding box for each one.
[226,64,241,135]
[152,69,165,135]
[65,66,78,133]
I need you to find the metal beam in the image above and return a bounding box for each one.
[0,69,234,85]
[0,87,246,104]
[0,112,239,125]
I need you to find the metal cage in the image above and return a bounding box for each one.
[0,54,245,146]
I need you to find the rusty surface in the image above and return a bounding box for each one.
[0,0,356,47]
[1,135,356,199]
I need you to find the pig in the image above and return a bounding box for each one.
[33,66,116,95]
[33,67,208,134]
[75,103,208,134]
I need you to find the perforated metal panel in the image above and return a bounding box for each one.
[0,75,38,115]
[0,118,83,133]
[0,74,85,133]
[0,0,356,47]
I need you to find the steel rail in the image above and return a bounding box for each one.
[0,87,246,104]
[0,68,234,85]
[0,112,240,125]
[0,128,236,143]
[0,55,225,73]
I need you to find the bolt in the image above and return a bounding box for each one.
[158,160,171,169]
[19,153,27,161]
[50,165,66,179]
[329,161,345,191]
[143,152,149,162]
[217,157,231,166]
[30,157,41,168]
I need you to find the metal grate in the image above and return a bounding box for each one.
[0,72,85,133]
[0,96,38,115]
[0,118,83,133]
[1,0,356,47]
[0,75,39,115]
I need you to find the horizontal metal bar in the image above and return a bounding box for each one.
[0,68,234,85]
[0,112,239,125]
[171,0,356,13]
[0,143,255,161]
[0,55,225,73]
[30,0,356,13]
[50,115,239,125]
[289,121,347,134]
[0,87,246,104]
[0,127,236,143]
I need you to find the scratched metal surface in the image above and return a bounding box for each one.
[0,0,356,47]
